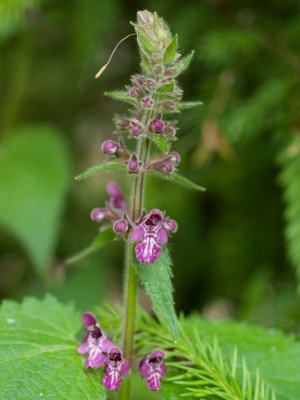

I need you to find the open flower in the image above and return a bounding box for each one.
[131,209,169,264]
[102,347,129,391]
[77,313,114,369]
[91,182,126,223]
[140,350,166,391]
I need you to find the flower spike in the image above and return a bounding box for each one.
[140,350,166,391]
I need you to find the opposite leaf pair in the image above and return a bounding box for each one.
[77,313,166,391]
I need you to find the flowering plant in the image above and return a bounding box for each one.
[75,9,203,397]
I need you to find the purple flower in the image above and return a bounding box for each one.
[91,183,126,223]
[127,156,141,173]
[151,119,165,133]
[140,351,166,391]
[113,219,129,234]
[130,123,143,136]
[102,347,129,391]
[168,151,181,165]
[106,182,126,211]
[77,313,114,369]
[101,140,122,156]
[162,218,178,233]
[131,209,168,264]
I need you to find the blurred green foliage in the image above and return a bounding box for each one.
[1,0,300,333]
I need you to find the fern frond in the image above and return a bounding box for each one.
[278,136,300,290]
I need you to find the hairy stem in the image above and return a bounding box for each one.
[118,137,151,400]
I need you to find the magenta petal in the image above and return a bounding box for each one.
[135,238,162,264]
[102,374,121,391]
[77,340,89,355]
[121,361,130,377]
[106,182,121,197]
[140,360,151,379]
[131,225,145,242]
[85,351,106,369]
[156,227,168,244]
[82,312,97,328]
[101,336,115,353]
[147,373,162,391]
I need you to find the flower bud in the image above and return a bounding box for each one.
[127,157,140,173]
[162,161,174,175]
[129,87,139,97]
[168,151,181,165]
[101,140,121,156]
[131,123,143,136]
[113,219,129,234]
[142,97,154,108]
[151,119,165,133]
[165,123,176,137]
[162,218,178,233]
[90,208,107,222]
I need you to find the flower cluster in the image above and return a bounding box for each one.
[91,183,177,264]
[77,313,166,391]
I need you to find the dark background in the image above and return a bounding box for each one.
[1,0,300,332]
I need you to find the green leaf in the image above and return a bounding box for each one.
[134,247,178,341]
[0,125,70,276]
[152,171,206,191]
[0,295,106,399]
[150,134,170,153]
[66,227,115,265]
[104,91,139,107]
[132,24,154,53]
[75,162,126,181]
[178,100,203,110]
[176,51,194,75]
[164,35,178,64]
[171,172,206,191]
[157,81,175,93]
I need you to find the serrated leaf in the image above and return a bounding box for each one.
[132,24,154,53]
[0,295,106,400]
[75,162,126,181]
[150,134,170,153]
[66,227,115,265]
[171,172,206,191]
[152,171,206,191]
[157,81,175,93]
[164,35,178,64]
[0,125,69,276]
[178,101,203,110]
[134,247,178,341]
[176,51,194,75]
[104,91,139,107]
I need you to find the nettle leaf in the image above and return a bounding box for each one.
[0,125,69,276]
[164,35,178,64]
[176,51,194,75]
[133,247,178,341]
[178,100,203,110]
[75,162,126,181]
[150,134,170,153]
[66,227,115,265]
[132,24,154,53]
[104,91,139,107]
[157,81,175,93]
[152,171,206,191]
[0,295,106,400]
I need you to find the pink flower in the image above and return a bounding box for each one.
[140,351,166,391]
[102,347,129,391]
[91,182,126,223]
[77,313,114,369]
[131,209,169,264]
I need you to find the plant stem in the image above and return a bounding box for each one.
[118,138,150,400]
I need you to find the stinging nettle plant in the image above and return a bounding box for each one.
[74,9,204,396]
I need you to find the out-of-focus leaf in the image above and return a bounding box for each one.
[133,247,178,341]
[75,162,126,181]
[164,35,178,64]
[178,101,203,110]
[0,295,106,399]
[66,227,115,265]
[0,125,69,276]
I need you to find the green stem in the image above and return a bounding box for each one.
[118,138,150,400]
